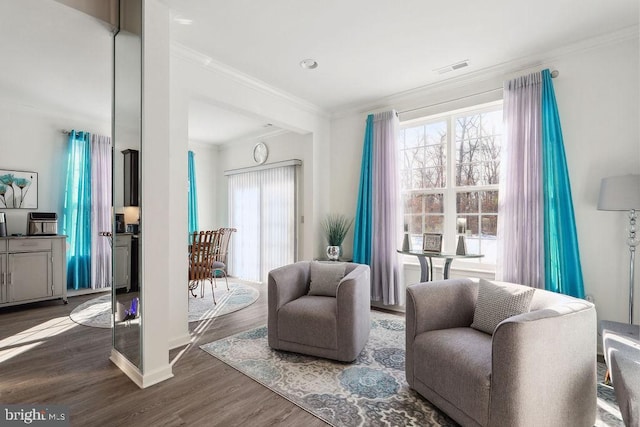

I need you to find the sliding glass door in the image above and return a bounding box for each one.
[228,164,297,282]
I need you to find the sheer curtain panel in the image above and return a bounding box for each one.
[498,72,544,287]
[90,134,112,289]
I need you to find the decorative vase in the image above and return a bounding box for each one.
[456,235,467,255]
[326,245,340,261]
[402,233,410,252]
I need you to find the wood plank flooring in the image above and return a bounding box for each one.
[0,284,329,426]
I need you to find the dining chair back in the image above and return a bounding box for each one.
[188,230,219,303]
[210,228,236,291]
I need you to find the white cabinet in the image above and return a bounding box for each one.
[114,234,131,292]
[0,236,67,307]
[0,252,6,303]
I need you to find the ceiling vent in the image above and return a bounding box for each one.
[434,60,469,75]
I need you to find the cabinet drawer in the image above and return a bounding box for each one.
[9,239,52,252]
[0,240,6,252]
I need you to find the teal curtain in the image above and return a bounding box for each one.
[188,150,199,234]
[541,69,585,298]
[62,130,92,290]
[353,115,374,265]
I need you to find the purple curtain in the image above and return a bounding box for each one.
[370,111,401,305]
[497,72,544,287]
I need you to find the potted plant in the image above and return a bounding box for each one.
[321,214,354,261]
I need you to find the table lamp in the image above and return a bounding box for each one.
[598,174,640,324]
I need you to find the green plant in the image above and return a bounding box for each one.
[321,214,354,246]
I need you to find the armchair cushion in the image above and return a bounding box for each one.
[471,278,535,334]
[308,261,346,297]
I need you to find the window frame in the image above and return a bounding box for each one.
[399,100,503,272]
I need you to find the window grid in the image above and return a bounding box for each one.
[399,103,503,264]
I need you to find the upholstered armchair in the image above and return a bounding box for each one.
[268,261,371,362]
[406,278,597,427]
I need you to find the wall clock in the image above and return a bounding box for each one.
[253,141,269,165]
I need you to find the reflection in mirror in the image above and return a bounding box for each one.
[113,0,142,369]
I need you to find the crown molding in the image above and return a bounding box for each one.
[331,25,639,120]
[217,127,290,149]
[189,125,290,148]
[171,42,329,120]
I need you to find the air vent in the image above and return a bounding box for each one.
[434,60,469,75]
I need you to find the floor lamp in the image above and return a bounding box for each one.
[598,174,640,324]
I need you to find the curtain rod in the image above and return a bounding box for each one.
[398,69,559,116]
[224,159,302,176]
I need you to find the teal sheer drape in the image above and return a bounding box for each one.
[188,150,199,235]
[541,69,585,298]
[63,130,92,290]
[353,114,374,265]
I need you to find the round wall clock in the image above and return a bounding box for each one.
[253,141,269,164]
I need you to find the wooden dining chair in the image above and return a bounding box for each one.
[212,227,237,291]
[188,230,219,304]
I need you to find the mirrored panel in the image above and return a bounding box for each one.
[113,0,142,369]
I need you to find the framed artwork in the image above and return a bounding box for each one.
[422,233,443,253]
[0,169,38,209]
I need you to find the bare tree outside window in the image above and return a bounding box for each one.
[399,106,503,262]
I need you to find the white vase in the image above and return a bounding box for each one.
[326,245,340,261]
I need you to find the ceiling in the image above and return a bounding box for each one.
[188,101,282,144]
[4,1,638,145]
[169,0,639,114]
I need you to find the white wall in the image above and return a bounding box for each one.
[0,104,110,235]
[215,131,313,259]
[330,35,640,325]
[171,52,331,261]
[0,1,112,235]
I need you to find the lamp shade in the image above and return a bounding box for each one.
[597,174,640,211]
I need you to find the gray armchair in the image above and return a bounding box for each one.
[406,278,597,427]
[268,261,371,362]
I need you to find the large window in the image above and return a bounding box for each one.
[399,103,503,264]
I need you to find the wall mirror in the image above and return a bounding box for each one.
[113,0,142,369]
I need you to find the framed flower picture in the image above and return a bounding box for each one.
[0,169,38,209]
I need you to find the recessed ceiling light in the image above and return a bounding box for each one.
[300,59,318,70]
[174,16,193,25]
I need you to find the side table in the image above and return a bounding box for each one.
[600,320,640,427]
[397,250,483,281]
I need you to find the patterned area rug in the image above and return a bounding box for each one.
[69,281,259,328]
[201,311,623,427]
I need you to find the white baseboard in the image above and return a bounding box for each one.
[110,349,173,388]
[168,333,191,350]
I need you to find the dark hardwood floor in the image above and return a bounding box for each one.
[0,284,328,427]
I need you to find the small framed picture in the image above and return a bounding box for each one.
[423,233,443,253]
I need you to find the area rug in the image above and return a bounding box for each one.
[69,280,259,328]
[201,311,623,427]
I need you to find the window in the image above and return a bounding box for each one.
[399,103,503,264]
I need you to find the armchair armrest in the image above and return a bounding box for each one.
[267,261,311,348]
[489,300,596,426]
[336,264,371,324]
[336,263,371,361]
